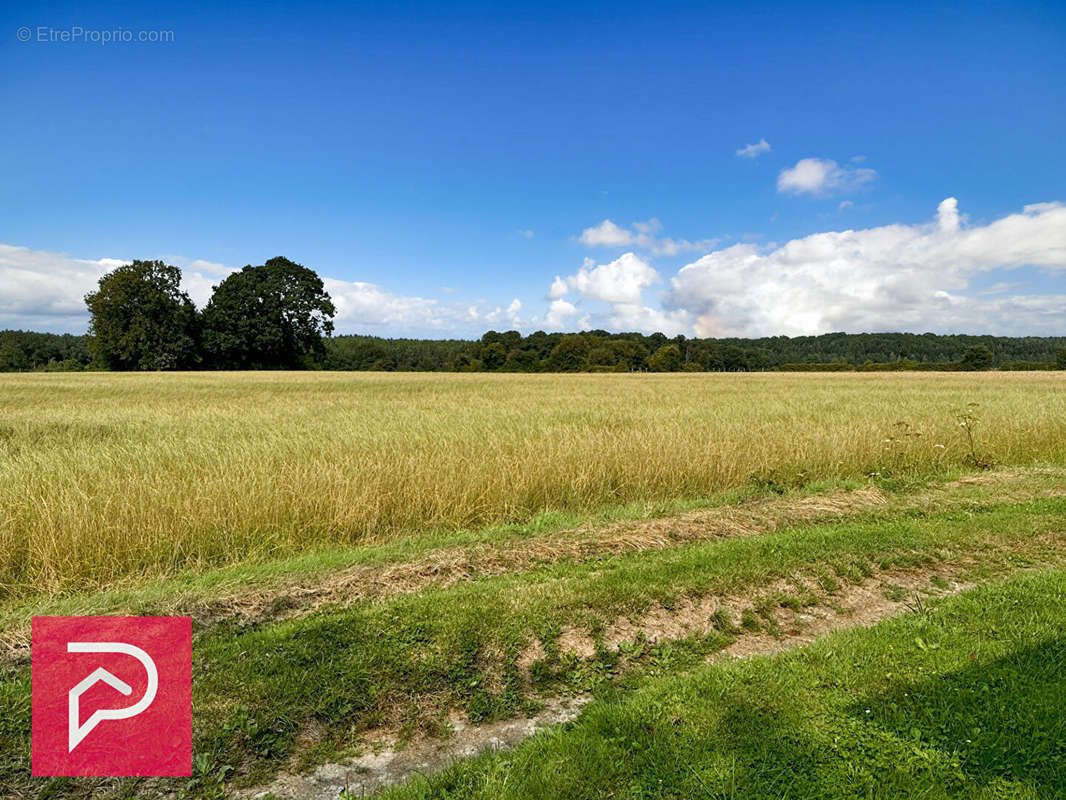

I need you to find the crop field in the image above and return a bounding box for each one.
[2,371,1066,799]
[3,370,1066,598]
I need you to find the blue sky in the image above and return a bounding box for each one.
[1,0,1064,337]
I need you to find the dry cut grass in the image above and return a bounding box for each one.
[1,370,1064,596]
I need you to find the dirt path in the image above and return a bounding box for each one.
[241,696,592,800]
[241,562,976,800]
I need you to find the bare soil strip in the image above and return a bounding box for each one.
[241,696,592,800]
[242,561,982,800]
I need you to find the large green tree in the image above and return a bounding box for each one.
[84,260,200,370]
[960,345,995,370]
[201,256,336,369]
[648,344,682,372]
[548,334,590,371]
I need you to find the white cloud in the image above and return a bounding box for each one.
[777,157,877,196]
[325,279,536,335]
[668,198,1066,336]
[577,219,718,256]
[541,252,690,335]
[652,237,721,257]
[323,278,449,329]
[558,252,661,304]
[578,219,635,247]
[544,298,579,329]
[0,245,114,331]
[603,303,692,337]
[736,138,771,158]
[518,229,535,238]
[482,298,524,328]
[548,275,569,299]
[937,196,960,233]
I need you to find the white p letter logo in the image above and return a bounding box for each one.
[33,616,190,777]
[67,642,159,751]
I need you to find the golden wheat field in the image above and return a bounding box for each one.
[2,370,1064,596]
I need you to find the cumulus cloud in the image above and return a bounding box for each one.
[558,253,661,304]
[578,219,636,247]
[937,196,960,233]
[668,198,1066,336]
[542,252,691,336]
[323,278,449,330]
[777,157,877,196]
[736,138,771,158]
[482,298,523,327]
[577,219,718,256]
[548,275,569,300]
[544,298,579,329]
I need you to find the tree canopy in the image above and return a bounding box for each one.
[84,260,199,370]
[201,257,336,369]
[960,345,995,371]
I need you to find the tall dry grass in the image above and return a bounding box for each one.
[2,371,1064,596]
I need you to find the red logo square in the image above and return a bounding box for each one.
[31,616,192,777]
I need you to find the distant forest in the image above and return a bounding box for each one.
[3,328,1065,373]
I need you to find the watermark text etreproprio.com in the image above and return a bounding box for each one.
[16,26,175,44]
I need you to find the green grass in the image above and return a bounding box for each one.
[381,567,1066,799]
[3,494,1065,798]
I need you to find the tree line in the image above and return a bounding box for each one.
[1,257,1064,372]
[324,331,1066,372]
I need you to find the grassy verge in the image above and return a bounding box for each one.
[3,493,1065,798]
[380,567,1066,799]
